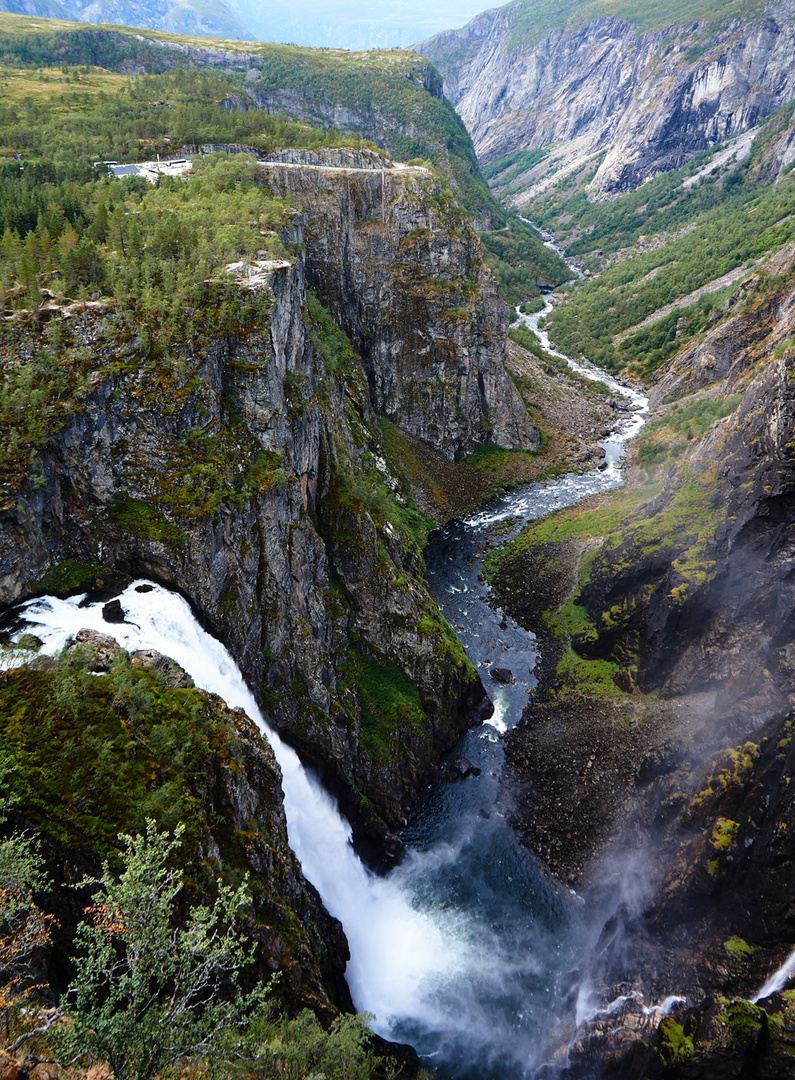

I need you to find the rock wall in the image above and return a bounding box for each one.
[0,229,488,851]
[262,156,538,459]
[576,247,795,722]
[418,2,795,198]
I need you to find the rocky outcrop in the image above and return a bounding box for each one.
[0,213,493,849]
[418,1,795,199]
[649,243,795,407]
[262,155,538,459]
[0,638,351,1015]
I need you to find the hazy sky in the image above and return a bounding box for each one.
[227,0,498,49]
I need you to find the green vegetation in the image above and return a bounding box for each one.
[0,13,570,307]
[634,393,743,473]
[354,652,428,762]
[531,134,795,375]
[484,481,661,582]
[658,1016,694,1065]
[483,215,572,304]
[305,290,358,376]
[482,147,549,193]
[30,558,129,597]
[0,814,384,1080]
[55,821,263,1080]
[724,935,756,959]
[0,647,241,863]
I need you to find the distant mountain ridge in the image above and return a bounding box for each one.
[0,0,492,49]
[418,0,795,199]
[0,0,252,38]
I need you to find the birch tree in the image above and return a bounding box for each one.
[58,821,263,1080]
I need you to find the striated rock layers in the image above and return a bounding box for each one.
[0,172,522,854]
[261,152,538,459]
[418,0,795,198]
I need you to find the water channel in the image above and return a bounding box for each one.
[10,298,651,1078]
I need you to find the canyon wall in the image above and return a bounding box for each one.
[419,1,795,199]
[0,155,543,855]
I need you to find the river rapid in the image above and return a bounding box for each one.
[9,303,653,1078]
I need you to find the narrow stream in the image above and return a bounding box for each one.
[9,303,651,1078]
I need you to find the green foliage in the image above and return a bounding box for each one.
[0,652,235,862]
[29,559,128,598]
[0,348,87,455]
[106,494,185,547]
[358,655,427,761]
[305,290,357,375]
[505,0,764,50]
[0,823,53,1040]
[538,158,795,374]
[232,1007,380,1080]
[482,215,571,303]
[658,1017,694,1064]
[634,393,743,473]
[54,821,262,1080]
[724,935,756,959]
[482,147,549,186]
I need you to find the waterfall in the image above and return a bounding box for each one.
[751,947,795,1003]
[14,583,567,1077]
[14,585,469,1028]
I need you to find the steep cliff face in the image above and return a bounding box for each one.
[573,247,795,719]
[0,207,495,849]
[262,153,538,459]
[418,0,795,199]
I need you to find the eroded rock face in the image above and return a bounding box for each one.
[0,218,490,847]
[569,249,795,721]
[419,3,795,198]
[262,155,538,459]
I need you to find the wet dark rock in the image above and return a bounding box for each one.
[101,598,125,623]
[446,755,482,781]
[382,833,406,862]
[635,743,683,785]
[490,667,515,684]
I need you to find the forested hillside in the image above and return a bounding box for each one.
[0,12,570,302]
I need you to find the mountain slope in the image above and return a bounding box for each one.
[418,0,795,200]
[0,0,252,38]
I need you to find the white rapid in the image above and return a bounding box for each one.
[13,584,471,1034]
[11,280,653,1078]
[515,296,649,471]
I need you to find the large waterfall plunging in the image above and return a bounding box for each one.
[12,315,656,1076]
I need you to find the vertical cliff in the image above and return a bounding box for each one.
[261,151,538,459]
[0,194,504,849]
[418,0,795,199]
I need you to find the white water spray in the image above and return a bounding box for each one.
[14,584,472,1034]
[751,947,795,1003]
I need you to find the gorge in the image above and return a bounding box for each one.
[4,3,795,1078]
